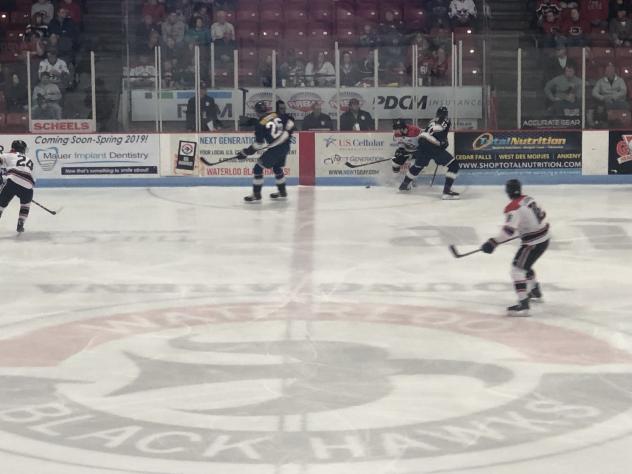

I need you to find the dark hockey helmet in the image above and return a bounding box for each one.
[254,101,269,116]
[11,140,27,153]
[393,119,408,131]
[436,106,449,120]
[505,179,522,199]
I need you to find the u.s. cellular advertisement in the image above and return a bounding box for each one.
[454,131,582,174]
[3,134,160,179]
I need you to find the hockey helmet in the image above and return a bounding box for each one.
[505,179,522,199]
[11,140,27,153]
[254,101,269,116]
[393,119,408,131]
[436,106,449,120]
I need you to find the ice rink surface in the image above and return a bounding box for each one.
[1,184,632,474]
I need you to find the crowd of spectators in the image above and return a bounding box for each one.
[128,0,483,90]
[0,0,84,122]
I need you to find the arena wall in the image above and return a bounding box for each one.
[2,131,631,187]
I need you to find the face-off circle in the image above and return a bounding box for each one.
[1,302,631,474]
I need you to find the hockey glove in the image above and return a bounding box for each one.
[439,140,449,149]
[237,150,248,160]
[481,239,498,254]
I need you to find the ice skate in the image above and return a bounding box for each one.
[270,191,287,200]
[528,284,542,301]
[16,221,24,233]
[507,299,530,316]
[244,193,262,203]
[441,190,460,200]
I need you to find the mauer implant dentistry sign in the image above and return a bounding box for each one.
[10,134,161,179]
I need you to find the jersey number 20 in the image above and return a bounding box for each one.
[266,118,284,139]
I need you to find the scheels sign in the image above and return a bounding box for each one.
[30,119,96,133]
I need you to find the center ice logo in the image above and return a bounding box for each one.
[0,303,631,473]
[35,146,59,171]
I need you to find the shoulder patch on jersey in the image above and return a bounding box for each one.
[504,196,525,213]
[259,113,277,125]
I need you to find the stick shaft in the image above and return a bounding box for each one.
[32,199,56,215]
[449,236,521,259]
[201,155,240,167]
[430,163,439,187]
[344,157,392,168]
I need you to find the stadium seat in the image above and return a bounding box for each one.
[260,7,282,22]
[238,64,259,86]
[285,5,308,23]
[402,4,426,30]
[379,2,403,22]
[627,80,632,100]
[2,42,20,53]
[214,66,233,87]
[0,11,10,27]
[462,61,482,85]
[223,9,235,23]
[619,62,632,80]
[567,47,583,63]
[10,10,29,26]
[0,92,5,113]
[335,2,355,23]
[0,51,21,63]
[588,29,610,47]
[608,109,632,127]
[4,29,24,42]
[236,8,259,24]
[336,24,358,43]
[615,47,632,59]
[239,46,259,67]
[284,25,309,43]
[259,26,282,46]
[591,47,616,66]
[5,113,27,129]
[356,5,379,25]
[238,0,259,9]
[0,113,5,129]
[310,1,333,23]
[236,21,258,44]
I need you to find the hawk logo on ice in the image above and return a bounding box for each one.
[35,146,59,171]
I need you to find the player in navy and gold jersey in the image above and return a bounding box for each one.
[238,101,295,202]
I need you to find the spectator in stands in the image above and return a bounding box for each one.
[340,97,374,131]
[418,50,434,85]
[379,10,404,45]
[544,64,582,103]
[60,0,81,25]
[280,49,306,87]
[359,24,378,48]
[138,29,163,56]
[162,11,186,46]
[536,0,562,24]
[544,45,576,81]
[581,0,608,30]
[588,103,609,128]
[427,0,451,27]
[48,7,79,51]
[186,84,223,131]
[33,72,63,117]
[186,16,211,46]
[32,92,61,119]
[142,0,166,23]
[302,102,333,131]
[610,8,632,46]
[4,73,27,112]
[130,54,157,88]
[26,12,48,40]
[549,87,580,119]
[192,4,211,27]
[340,52,360,87]
[560,7,589,46]
[161,59,176,88]
[137,14,160,47]
[540,10,562,47]
[46,33,74,65]
[449,0,477,28]
[358,50,375,80]
[609,0,632,20]
[592,62,629,110]
[210,10,235,62]
[38,50,70,87]
[31,0,54,24]
[305,51,335,87]
[170,0,193,20]
[431,47,450,86]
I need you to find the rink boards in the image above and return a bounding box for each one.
[1,129,629,187]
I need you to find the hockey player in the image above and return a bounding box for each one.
[481,179,550,316]
[395,106,460,200]
[391,118,421,173]
[0,140,35,233]
[238,101,294,202]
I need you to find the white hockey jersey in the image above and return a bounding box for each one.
[393,124,423,152]
[495,195,550,245]
[0,151,36,189]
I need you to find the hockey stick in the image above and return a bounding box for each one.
[429,163,439,187]
[32,199,58,215]
[344,157,392,169]
[449,236,521,259]
[200,155,241,167]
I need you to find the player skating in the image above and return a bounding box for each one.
[238,101,295,202]
[480,179,550,316]
[0,140,35,233]
[393,107,460,200]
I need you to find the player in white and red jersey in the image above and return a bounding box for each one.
[481,179,550,315]
[392,107,460,199]
[0,140,35,233]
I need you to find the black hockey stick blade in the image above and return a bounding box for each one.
[32,199,58,215]
[344,157,392,169]
[200,155,240,167]
[448,244,481,259]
